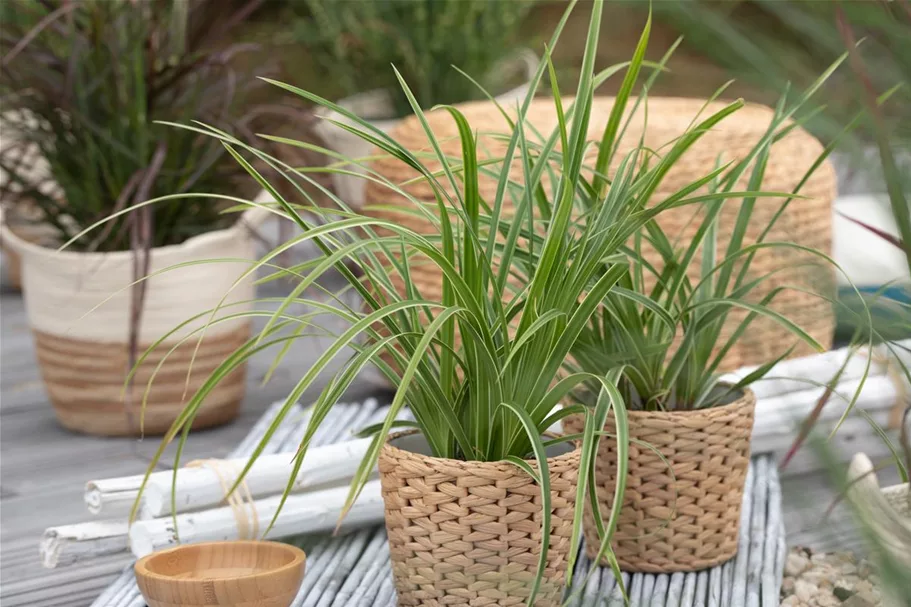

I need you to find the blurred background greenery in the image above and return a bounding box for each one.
[2,0,907,313]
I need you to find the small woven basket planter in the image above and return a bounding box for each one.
[363,97,836,372]
[378,431,580,607]
[0,205,268,436]
[563,389,756,573]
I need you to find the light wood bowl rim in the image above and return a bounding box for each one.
[134,540,306,587]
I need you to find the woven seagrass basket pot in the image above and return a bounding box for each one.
[0,206,268,436]
[563,389,756,573]
[362,96,836,372]
[378,431,580,607]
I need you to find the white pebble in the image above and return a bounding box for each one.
[786,552,811,576]
[795,579,817,603]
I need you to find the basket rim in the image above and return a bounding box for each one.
[382,428,580,471]
[621,386,756,419]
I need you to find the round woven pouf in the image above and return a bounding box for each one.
[378,431,580,607]
[363,97,836,372]
[563,390,756,573]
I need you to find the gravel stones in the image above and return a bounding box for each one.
[780,547,882,607]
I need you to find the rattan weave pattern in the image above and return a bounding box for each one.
[362,97,836,372]
[563,390,756,573]
[378,432,580,606]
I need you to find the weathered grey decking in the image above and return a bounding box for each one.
[0,283,900,606]
[89,401,786,607]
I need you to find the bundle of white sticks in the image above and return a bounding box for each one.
[40,339,911,569]
[41,399,393,568]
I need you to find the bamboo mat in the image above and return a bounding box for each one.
[91,400,786,607]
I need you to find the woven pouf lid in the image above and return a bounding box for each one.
[362,97,836,371]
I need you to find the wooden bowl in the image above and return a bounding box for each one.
[135,541,306,607]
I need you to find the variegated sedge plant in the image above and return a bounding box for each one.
[67,1,812,602]
[557,58,888,415]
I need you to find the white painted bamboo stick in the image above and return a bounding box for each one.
[628,572,644,606]
[707,565,722,607]
[722,338,911,400]
[344,549,390,607]
[580,558,602,607]
[128,479,385,558]
[776,523,787,600]
[292,532,360,607]
[141,438,373,517]
[751,374,902,454]
[666,572,684,605]
[598,565,618,600]
[730,465,755,606]
[346,555,390,607]
[84,476,148,518]
[89,567,133,607]
[606,572,630,607]
[655,574,670,604]
[311,529,373,607]
[373,577,397,606]
[38,521,130,569]
[694,570,708,607]
[51,401,305,570]
[84,401,291,518]
[746,458,769,607]
[643,573,657,605]
[328,531,388,607]
[721,560,734,607]
[93,402,385,607]
[87,400,385,521]
[761,464,783,607]
[681,571,698,606]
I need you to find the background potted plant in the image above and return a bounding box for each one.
[290,0,538,207]
[121,2,794,602]
[0,0,269,436]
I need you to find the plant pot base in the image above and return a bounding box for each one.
[565,392,756,573]
[379,432,579,607]
[34,325,249,436]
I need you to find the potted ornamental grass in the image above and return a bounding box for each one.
[558,73,860,571]
[0,0,269,436]
[291,0,538,207]
[117,2,799,603]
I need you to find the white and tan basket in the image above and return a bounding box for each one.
[1,205,269,436]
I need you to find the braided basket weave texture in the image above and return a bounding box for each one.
[362,97,836,371]
[563,390,756,573]
[378,432,580,606]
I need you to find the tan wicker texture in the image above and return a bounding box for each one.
[378,432,580,606]
[362,97,836,372]
[563,390,756,573]
[34,324,249,436]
